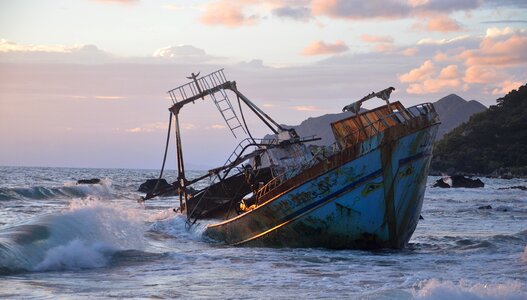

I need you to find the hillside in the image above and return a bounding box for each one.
[269,93,485,147]
[433,94,487,139]
[432,84,527,176]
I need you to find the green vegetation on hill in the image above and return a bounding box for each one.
[432,84,527,177]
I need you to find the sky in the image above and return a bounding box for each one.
[0,0,526,170]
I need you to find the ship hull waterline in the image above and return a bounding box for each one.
[204,122,439,249]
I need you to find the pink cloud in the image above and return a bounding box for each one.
[491,80,523,95]
[199,1,258,27]
[401,47,419,56]
[433,51,449,62]
[302,40,349,56]
[406,77,461,94]
[460,31,527,66]
[399,60,435,83]
[426,15,461,32]
[463,65,499,84]
[311,0,481,20]
[438,65,459,79]
[400,62,462,94]
[360,34,394,44]
[93,95,126,100]
[290,105,324,111]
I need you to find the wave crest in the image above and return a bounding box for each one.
[414,279,526,300]
[0,199,145,274]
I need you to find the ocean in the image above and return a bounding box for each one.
[0,166,525,299]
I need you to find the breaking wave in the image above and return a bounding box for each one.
[414,279,526,300]
[0,199,145,274]
[0,180,114,201]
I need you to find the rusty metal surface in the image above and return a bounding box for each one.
[203,104,440,249]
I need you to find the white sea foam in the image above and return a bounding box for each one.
[0,199,146,272]
[148,213,211,241]
[34,239,113,271]
[414,279,526,300]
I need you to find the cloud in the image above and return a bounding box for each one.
[401,47,419,56]
[460,27,527,66]
[302,40,349,56]
[463,65,499,83]
[417,35,470,45]
[399,60,435,83]
[311,0,481,20]
[153,45,207,58]
[206,124,227,130]
[433,51,449,61]
[199,1,258,27]
[425,15,462,32]
[399,61,462,94]
[182,123,197,130]
[93,96,126,100]
[398,26,526,96]
[272,6,312,21]
[312,0,409,20]
[360,34,394,44]
[491,80,524,95]
[0,40,114,63]
[290,105,324,111]
[125,122,168,133]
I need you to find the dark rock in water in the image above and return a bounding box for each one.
[419,215,424,220]
[498,185,527,191]
[478,205,492,210]
[450,175,484,188]
[433,178,451,188]
[77,178,101,184]
[138,179,177,196]
[432,175,484,188]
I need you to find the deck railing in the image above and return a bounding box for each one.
[254,102,437,202]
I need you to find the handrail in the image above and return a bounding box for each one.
[338,102,436,147]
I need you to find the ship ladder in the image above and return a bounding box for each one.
[198,75,246,138]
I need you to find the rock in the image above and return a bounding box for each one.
[478,205,492,210]
[138,179,177,196]
[450,175,484,188]
[432,175,484,188]
[433,178,451,188]
[77,178,101,184]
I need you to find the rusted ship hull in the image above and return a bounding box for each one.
[205,115,438,249]
[148,70,440,250]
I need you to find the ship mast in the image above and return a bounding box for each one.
[166,69,284,211]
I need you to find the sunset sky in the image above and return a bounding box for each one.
[1,0,526,169]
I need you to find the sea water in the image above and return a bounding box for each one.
[0,166,525,299]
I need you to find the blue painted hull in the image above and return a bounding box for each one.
[205,120,439,249]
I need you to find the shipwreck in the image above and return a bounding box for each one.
[142,69,440,249]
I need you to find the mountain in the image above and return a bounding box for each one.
[433,94,487,139]
[432,84,527,177]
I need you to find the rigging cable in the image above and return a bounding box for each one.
[144,111,173,201]
[237,94,256,144]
